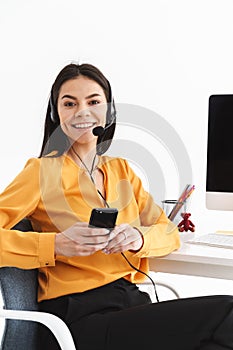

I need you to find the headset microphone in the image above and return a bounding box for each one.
[92,122,114,137]
[92,126,105,137]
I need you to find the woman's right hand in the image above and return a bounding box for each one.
[55,222,110,257]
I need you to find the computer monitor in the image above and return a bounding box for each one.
[206,94,233,211]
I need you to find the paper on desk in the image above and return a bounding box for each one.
[216,230,233,235]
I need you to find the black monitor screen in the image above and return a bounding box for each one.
[207,95,233,192]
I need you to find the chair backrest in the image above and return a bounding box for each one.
[0,219,39,350]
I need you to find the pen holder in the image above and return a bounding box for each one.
[162,199,186,226]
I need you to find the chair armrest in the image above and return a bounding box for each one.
[0,309,76,350]
[140,280,180,299]
[152,280,180,299]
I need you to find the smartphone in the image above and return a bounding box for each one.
[89,208,118,229]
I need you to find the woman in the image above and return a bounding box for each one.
[0,63,232,350]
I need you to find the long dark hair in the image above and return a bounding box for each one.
[39,63,116,157]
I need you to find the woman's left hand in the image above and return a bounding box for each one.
[103,223,143,254]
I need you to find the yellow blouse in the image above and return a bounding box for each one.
[0,154,180,301]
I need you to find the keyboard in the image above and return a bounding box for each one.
[187,233,233,249]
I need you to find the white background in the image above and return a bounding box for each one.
[0,0,233,319]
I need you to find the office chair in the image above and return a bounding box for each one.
[0,219,76,350]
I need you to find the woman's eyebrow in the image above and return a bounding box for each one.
[61,94,76,100]
[86,93,102,99]
[61,93,102,100]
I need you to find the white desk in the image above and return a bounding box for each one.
[149,235,233,280]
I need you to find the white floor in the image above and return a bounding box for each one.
[1,272,233,342]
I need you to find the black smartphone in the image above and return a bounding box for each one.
[89,208,118,229]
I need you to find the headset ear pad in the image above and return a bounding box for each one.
[49,95,59,123]
[96,98,116,155]
[106,96,116,126]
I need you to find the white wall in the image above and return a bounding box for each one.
[1,0,232,232]
[0,0,233,300]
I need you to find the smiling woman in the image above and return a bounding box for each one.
[0,63,233,350]
[41,63,116,158]
[57,76,108,154]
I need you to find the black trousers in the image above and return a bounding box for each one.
[38,278,233,350]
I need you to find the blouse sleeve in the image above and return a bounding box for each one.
[123,159,181,257]
[0,158,56,268]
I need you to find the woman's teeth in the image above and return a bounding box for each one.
[72,122,95,129]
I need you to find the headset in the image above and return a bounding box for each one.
[49,79,116,129]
